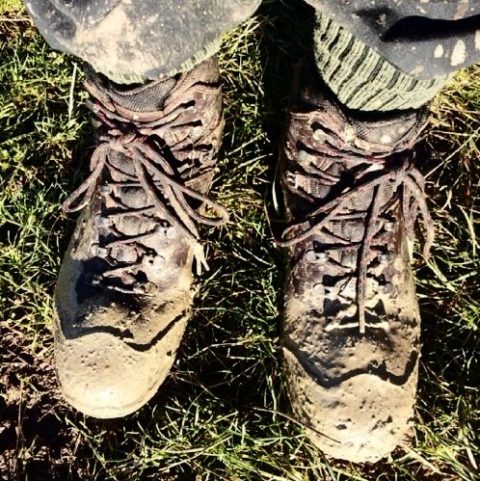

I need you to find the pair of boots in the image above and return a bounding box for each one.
[54,56,432,464]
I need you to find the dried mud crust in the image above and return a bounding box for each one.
[283,348,418,463]
[278,62,428,463]
[53,57,226,419]
[54,300,193,419]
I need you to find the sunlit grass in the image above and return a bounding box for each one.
[0,0,478,480]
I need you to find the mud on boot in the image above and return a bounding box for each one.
[55,57,228,418]
[278,61,433,463]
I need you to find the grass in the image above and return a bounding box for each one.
[0,0,479,480]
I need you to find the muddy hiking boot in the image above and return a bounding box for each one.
[278,61,434,463]
[55,57,228,418]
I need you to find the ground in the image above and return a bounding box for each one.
[0,1,479,480]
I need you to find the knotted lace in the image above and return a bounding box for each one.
[63,80,229,293]
[278,125,434,334]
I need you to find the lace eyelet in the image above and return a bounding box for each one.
[313,129,325,142]
[161,227,176,239]
[384,221,395,232]
[100,185,113,195]
[379,252,394,264]
[306,250,328,264]
[92,245,109,257]
[147,256,165,269]
[298,150,312,163]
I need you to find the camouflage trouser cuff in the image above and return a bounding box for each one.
[24,0,261,84]
[313,11,452,112]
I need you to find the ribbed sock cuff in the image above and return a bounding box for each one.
[313,12,451,111]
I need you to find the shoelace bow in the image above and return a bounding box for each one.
[278,145,435,335]
[63,87,229,292]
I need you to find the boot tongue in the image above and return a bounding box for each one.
[345,109,427,152]
[90,73,178,113]
[300,61,427,153]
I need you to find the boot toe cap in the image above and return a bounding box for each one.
[283,347,418,463]
[54,282,193,418]
[55,325,181,418]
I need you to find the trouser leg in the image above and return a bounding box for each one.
[305,0,480,111]
[24,0,261,83]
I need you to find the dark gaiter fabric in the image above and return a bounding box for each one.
[24,0,261,83]
[304,0,480,80]
[306,1,480,111]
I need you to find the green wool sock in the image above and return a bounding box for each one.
[313,12,451,111]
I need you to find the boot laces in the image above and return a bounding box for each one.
[278,121,434,334]
[63,82,229,294]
